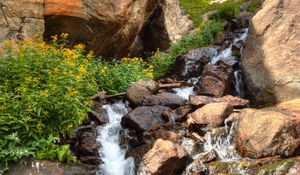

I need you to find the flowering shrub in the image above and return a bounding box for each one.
[0,35,152,172]
[97,57,154,94]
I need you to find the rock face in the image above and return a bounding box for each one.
[189,102,233,128]
[241,0,300,104]
[44,0,163,58]
[137,139,191,175]
[194,61,234,97]
[126,79,159,106]
[121,106,170,132]
[235,100,300,158]
[140,0,193,52]
[0,0,44,42]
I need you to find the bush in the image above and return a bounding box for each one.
[150,21,223,78]
[212,0,241,20]
[0,36,152,172]
[247,0,260,12]
[97,57,153,94]
[179,0,214,27]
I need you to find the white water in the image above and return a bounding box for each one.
[211,28,249,65]
[173,86,195,100]
[96,101,135,175]
[203,120,240,160]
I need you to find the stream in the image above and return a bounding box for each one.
[95,27,249,175]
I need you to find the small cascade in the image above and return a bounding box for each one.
[233,70,246,98]
[202,120,240,160]
[173,86,195,100]
[211,28,249,65]
[96,101,135,175]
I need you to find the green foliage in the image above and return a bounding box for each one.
[96,57,153,94]
[247,0,260,12]
[179,0,214,27]
[212,0,241,20]
[0,36,152,172]
[150,21,223,78]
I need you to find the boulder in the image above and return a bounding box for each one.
[189,102,233,128]
[0,0,44,42]
[137,139,191,175]
[170,48,212,80]
[72,125,100,165]
[241,0,300,104]
[163,104,194,122]
[189,95,249,108]
[138,0,193,52]
[235,100,300,158]
[194,61,234,97]
[236,11,253,29]
[44,0,163,58]
[142,93,187,108]
[121,106,170,132]
[126,79,159,106]
[151,129,181,142]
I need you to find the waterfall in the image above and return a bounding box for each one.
[173,86,195,100]
[202,120,240,160]
[96,101,135,175]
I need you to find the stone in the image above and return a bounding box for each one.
[163,104,194,122]
[189,102,233,128]
[121,106,170,132]
[0,0,44,43]
[189,95,249,108]
[126,79,159,106]
[44,0,163,58]
[194,61,234,97]
[138,0,193,52]
[235,100,300,158]
[236,11,253,29]
[151,129,181,142]
[241,0,300,104]
[72,125,100,165]
[142,93,187,108]
[170,48,212,80]
[137,139,191,175]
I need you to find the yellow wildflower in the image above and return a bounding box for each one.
[61,33,68,39]
[79,65,88,74]
[74,44,85,50]
[51,35,58,42]
[53,68,59,72]
[75,75,82,81]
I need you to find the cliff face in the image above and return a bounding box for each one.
[0,0,44,41]
[0,0,192,58]
[241,0,300,104]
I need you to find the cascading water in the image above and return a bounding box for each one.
[96,101,135,175]
[173,87,195,100]
[202,120,240,160]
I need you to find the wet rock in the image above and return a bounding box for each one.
[163,104,195,122]
[182,159,208,175]
[235,101,300,158]
[194,149,218,163]
[72,125,100,165]
[126,79,159,106]
[142,93,187,108]
[214,32,235,47]
[126,143,154,165]
[121,106,170,132]
[236,11,253,28]
[241,0,300,104]
[189,95,249,108]
[7,157,96,175]
[194,61,234,97]
[189,102,233,128]
[151,129,181,142]
[170,48,212,80]
[137,139,192,175]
